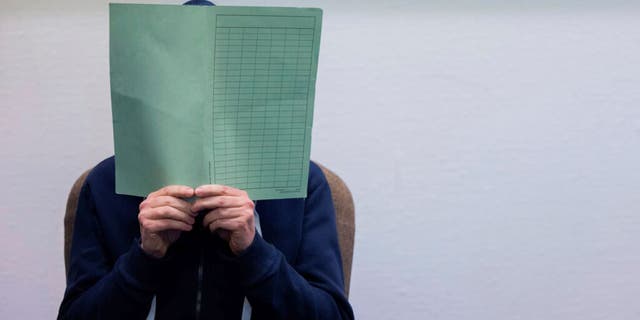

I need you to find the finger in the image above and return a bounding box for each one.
[208,216,252,234]
[142,219,193,233]
[141,206,196,225]
[140,195,194,215]
[147,185,194,199]
[202,207,248,229]
[191,195,252,212]
[194,185,246,198]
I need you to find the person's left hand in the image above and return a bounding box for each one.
[192,185,256,255]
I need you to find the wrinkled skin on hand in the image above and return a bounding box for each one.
[138,185,196,258]
[192,185,256,255]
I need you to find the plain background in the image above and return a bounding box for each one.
[2,0,640,318]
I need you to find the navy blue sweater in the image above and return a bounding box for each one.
[58,157,354,319]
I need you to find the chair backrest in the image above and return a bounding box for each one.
[314,162,355,296]
[64,161,355,296]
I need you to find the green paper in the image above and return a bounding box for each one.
[110,4,322,200]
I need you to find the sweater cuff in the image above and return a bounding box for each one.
[115,239,171,292]
[232,234,280,287]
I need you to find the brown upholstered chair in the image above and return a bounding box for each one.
[64,161,355,296]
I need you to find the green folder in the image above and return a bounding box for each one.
[110,4,322,200]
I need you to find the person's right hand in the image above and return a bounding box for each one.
[138,185,195,258]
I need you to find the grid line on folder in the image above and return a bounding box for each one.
[212,25,314,190]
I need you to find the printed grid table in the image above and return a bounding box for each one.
[212,22,315,191]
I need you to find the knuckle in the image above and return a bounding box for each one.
[159,207,173,216]
[158,206,168,215]
[145,207,157,218]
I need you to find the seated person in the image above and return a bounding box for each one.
[58,156,353,319]
[58,1,353,319]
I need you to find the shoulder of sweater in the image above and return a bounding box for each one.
[308,160,329,190]
[84,155,116,193]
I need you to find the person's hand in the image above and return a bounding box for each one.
[192,185,255,255]
[138,185,195,258]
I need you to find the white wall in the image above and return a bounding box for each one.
[2,1,640,319]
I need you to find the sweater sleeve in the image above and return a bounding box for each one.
[57,180,167,319]
[233,164,355,319]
